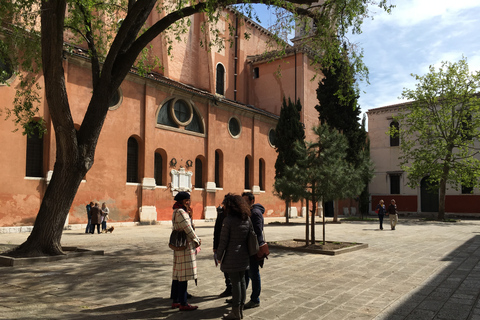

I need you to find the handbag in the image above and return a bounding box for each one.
[247,218,259,256]
[257,243,269,260]
[169,229,188,251]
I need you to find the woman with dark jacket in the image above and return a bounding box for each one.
[217,194,251,320]
[376,199,386,230]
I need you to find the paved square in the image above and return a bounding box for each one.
[1,217,480,319]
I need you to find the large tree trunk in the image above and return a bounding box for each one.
[7,166,84,257]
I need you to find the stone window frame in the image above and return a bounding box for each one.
[228,116,241,138]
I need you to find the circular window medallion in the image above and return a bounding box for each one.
[108,88,123,110]
[268,128,276,147]
[0,54,15,85]
[228,117,241,138]
[170,99,193,126]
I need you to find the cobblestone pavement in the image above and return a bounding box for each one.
[1,217,480,320]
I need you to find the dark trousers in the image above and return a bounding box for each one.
[224,272,232,292]
[101,220,107,230]
[245,256,261,303]
[379,214,384,230]
[229,271,246,307]
[90,224,100,234]
[171,280,188,305]
[85,218,91,233]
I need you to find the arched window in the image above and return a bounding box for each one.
[215,150,223,188]
[154,152,164,186]
[127,137,139,183]
[259,158,265,191]
[195,158,203,188]
[25,124,43,177]
[216,64,225,95]
[244,156,251,190]
[390,121,399,146]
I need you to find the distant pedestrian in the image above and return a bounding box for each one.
[85,202,93,234]
[217,194,251,320]
[242,192,265,310]
[388,199,398,230]
[376,199,386,230]
[171,191,201,311]
[90,203,102,234]
[101,203,109,232]
[214,202,233,298]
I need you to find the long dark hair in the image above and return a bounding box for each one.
[223,193,250,221]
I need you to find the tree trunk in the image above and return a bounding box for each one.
[6,166,84,257]
[438,178,447,221]
[311,183,316,243]
[305,198,309,246]
[285,200,290,224]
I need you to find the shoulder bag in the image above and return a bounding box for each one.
[169,210,188,251]
[169,229,188,251]
[256,230,270,260]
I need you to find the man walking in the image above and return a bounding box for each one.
[242,192,265,309]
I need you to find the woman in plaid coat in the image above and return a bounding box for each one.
[171,192,201,311]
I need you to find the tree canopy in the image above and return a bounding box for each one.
[394,57,480,220]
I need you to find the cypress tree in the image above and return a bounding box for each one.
[274,97,306,223]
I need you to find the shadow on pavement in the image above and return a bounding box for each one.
[381,234,480,319]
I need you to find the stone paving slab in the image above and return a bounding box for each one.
[1,217,480,319]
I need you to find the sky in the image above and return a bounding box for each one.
[250,1,480,126]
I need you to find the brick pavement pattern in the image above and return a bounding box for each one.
[1,217,480,319]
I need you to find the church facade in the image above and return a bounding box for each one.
[0,9,324,228]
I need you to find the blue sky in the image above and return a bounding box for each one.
[250,1,480,123]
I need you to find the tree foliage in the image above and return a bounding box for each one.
[394,57,480,220]
[273,97,305,223]
[0,0,392,256]
[283,124,366,244]
[315,53,373,217]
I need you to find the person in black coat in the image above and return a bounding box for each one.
[213,203,232,297]
[242,192,265,310]
[217,194,251,320]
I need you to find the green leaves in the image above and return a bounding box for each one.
[397,57,480,191]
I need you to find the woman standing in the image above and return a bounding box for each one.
[171,191,201,311]
[101,202,109,232]
[217,194,251,320]
[376,199,386,230]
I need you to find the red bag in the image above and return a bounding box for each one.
[375,208,379,214]
[256,243,270,260]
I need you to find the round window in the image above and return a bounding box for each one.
[0,55,14,84]
[228,117,241,137]
[170,99,193,126]
[108,88,123,110]
[268,128,276,147]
